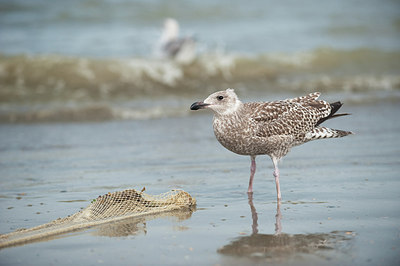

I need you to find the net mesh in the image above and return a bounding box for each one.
[0,189,196,249]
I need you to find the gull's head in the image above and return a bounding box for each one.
[162,18,179,42]
[190,89,242,116]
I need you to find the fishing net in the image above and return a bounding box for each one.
[0,189,196,249]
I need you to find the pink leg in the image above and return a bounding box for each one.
[247,156,256,194]
[272,157,281,200]
[274,201,282,235]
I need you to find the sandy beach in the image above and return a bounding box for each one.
[0,99,399,265]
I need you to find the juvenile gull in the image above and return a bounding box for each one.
[190,89,352,200]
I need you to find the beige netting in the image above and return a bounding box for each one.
[0,189,196,249]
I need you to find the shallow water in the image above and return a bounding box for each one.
[0,100,399,265]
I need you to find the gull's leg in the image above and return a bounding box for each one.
[274,200,282,235]
[272,156,281,201]
[247,155,256,194]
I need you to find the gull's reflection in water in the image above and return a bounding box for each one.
[218,194,355,262]
[92,209,195,237]
[248,193,282,236]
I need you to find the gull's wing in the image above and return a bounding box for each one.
[246,93,331,137]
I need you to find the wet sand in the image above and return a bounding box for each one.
[0,100,399,265]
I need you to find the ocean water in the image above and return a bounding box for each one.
[1,0,399,56]
[0,0,399,122]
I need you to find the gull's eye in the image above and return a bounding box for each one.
[217,95,224,101]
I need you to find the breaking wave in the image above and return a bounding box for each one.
[0,48,399,122]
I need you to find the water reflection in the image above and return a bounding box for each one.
[218,194,355,262]
[92,209,195,237]
[1,209,195,249]
[248,193,282,235]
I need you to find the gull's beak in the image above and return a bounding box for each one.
[190,101,210,110]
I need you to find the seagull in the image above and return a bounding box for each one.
[190,89,352,200]
[156,18,196,63]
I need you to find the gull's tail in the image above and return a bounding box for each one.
[306,127,353,141]
[316,101,350,126]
